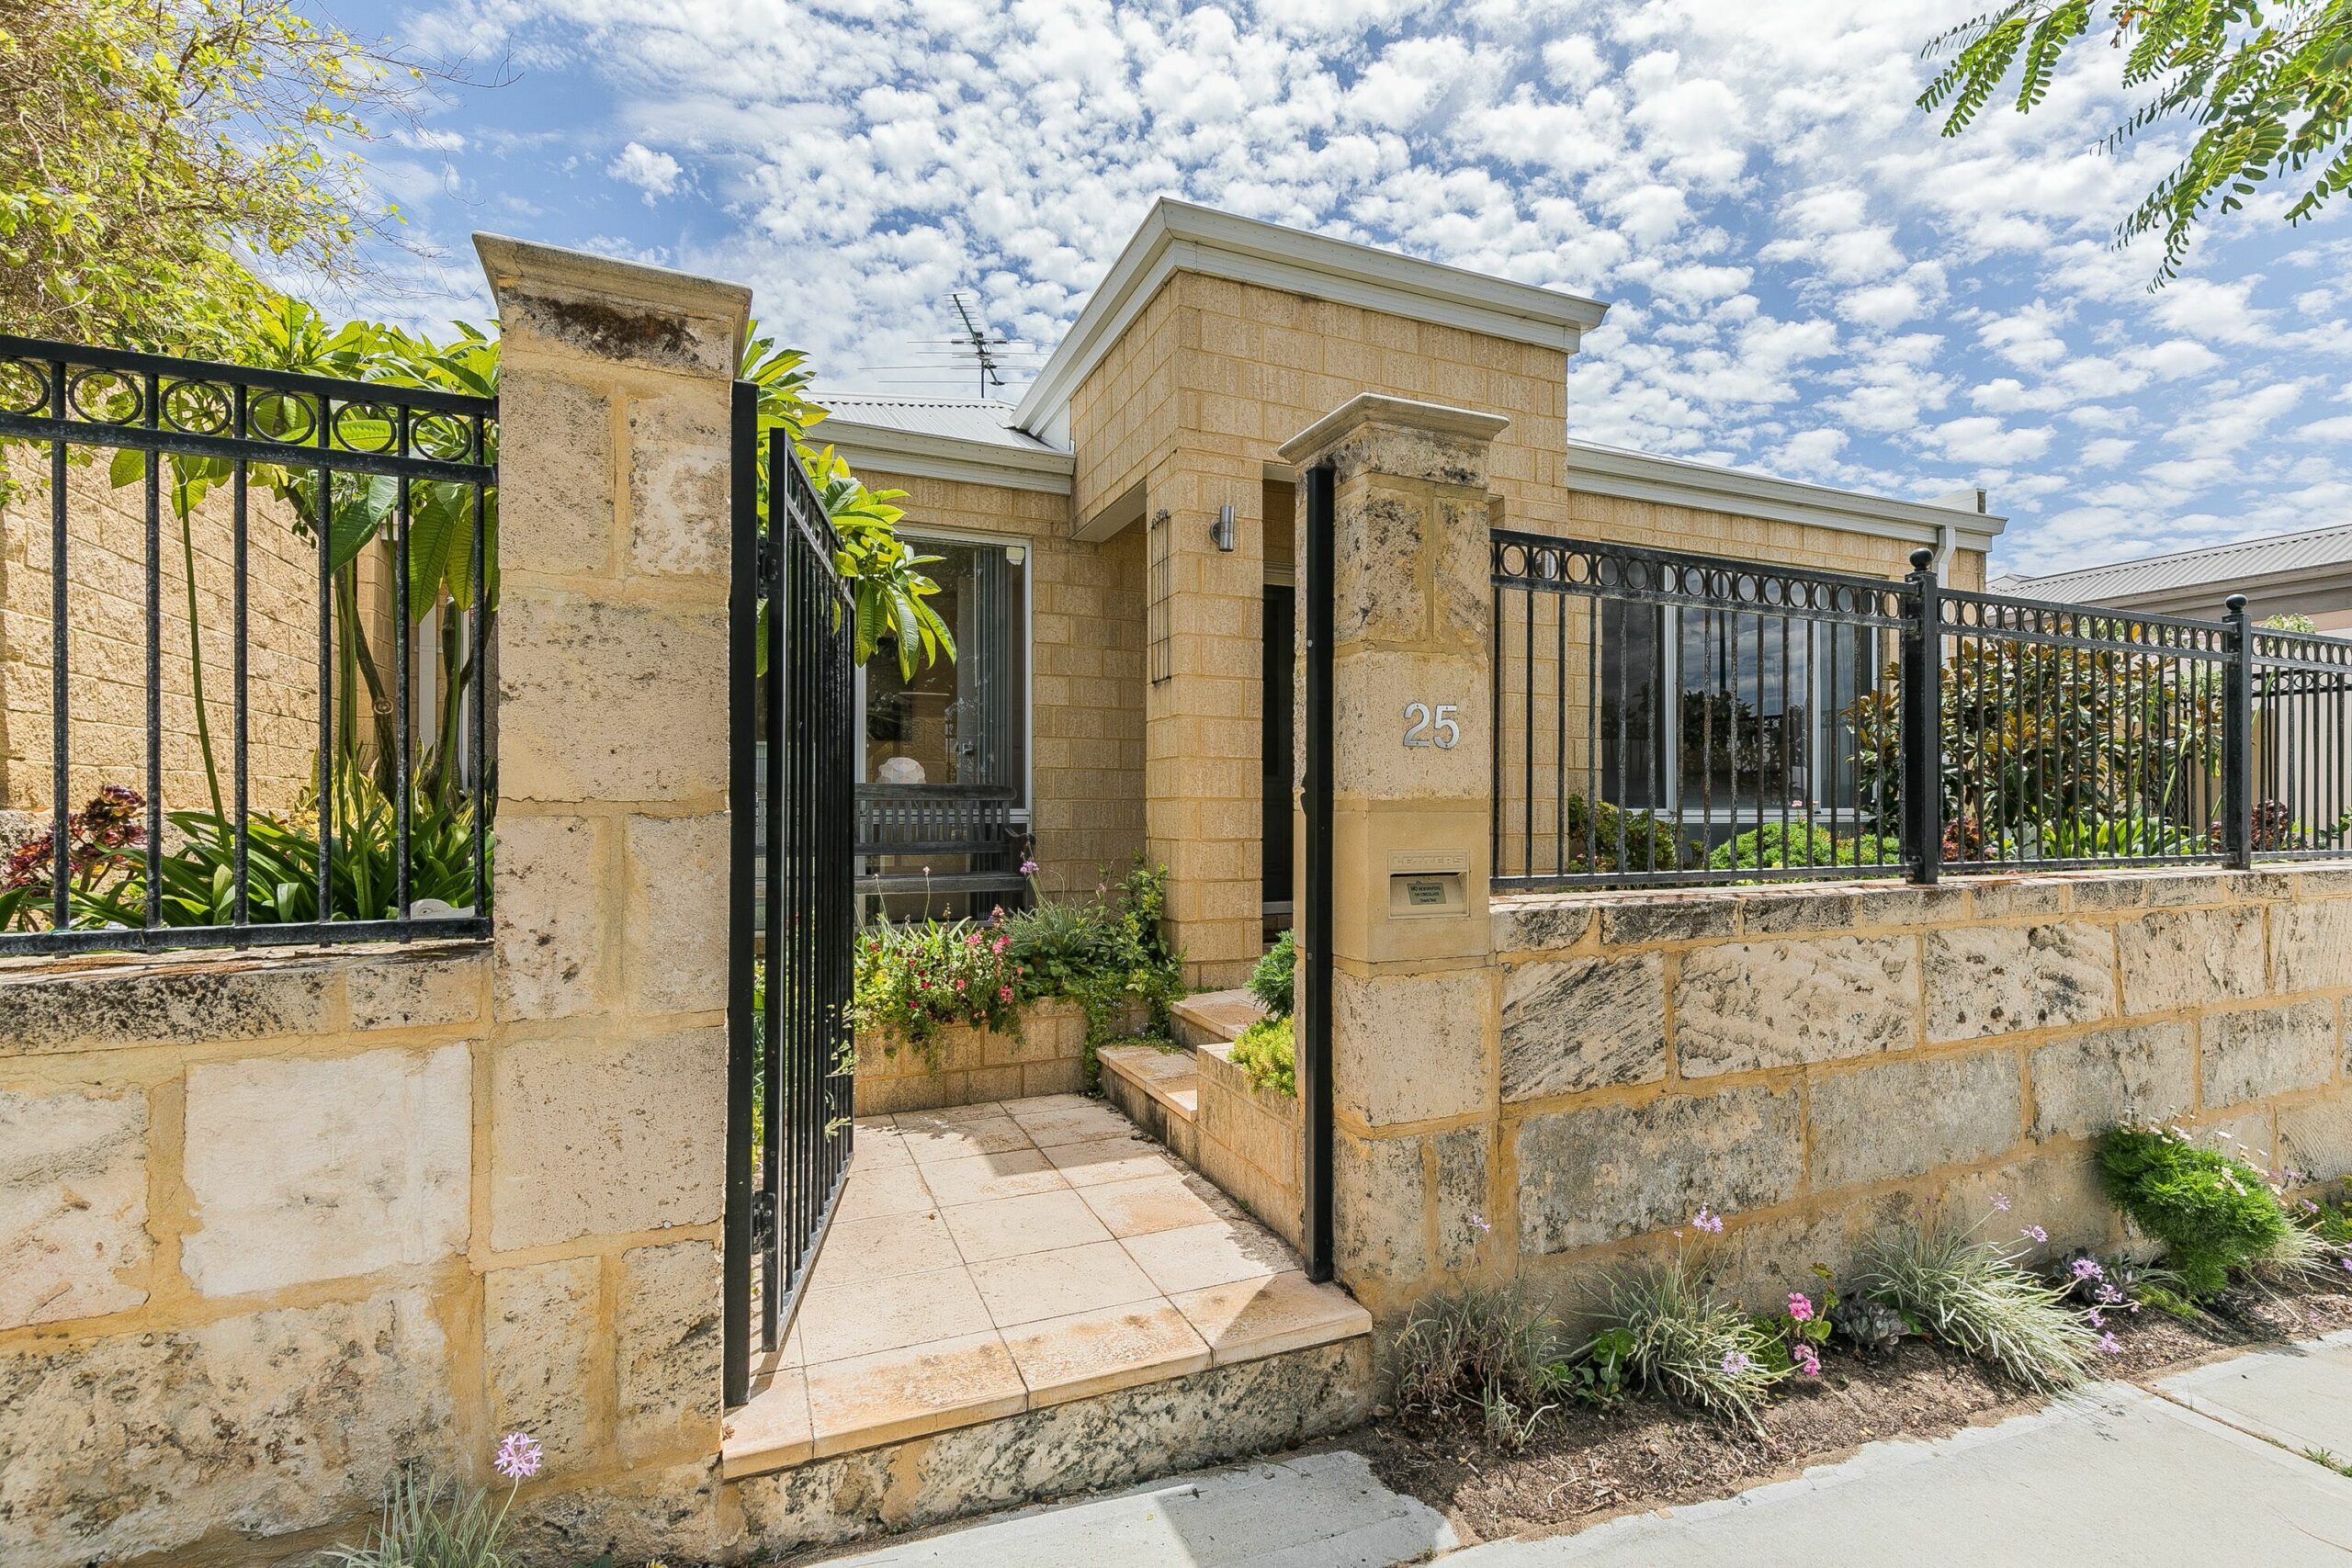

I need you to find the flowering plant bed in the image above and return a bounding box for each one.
[1364,1273,2352,1547]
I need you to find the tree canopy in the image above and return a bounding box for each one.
[1920,3,2352,284]
[0,0,417,351]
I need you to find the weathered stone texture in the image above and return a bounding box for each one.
[496,372,614,577]
[0,1290,451,1568]
[1809,1053,2020,1190]
[497,592,728,805]
[1600,898,1736,946]
[1490,897,1594,953]
[494,812,608,1021]
[1925,922,2116,1042]
[1675,936,1918,1077]
[1516,1086,1804,1254]
[0,1085,149,1328]
[181,1043,471,1296]
[1431,1125,1491,1269]
[2274,898,2352,993]
[1331,967,1487,1126]
[728,1338,1373,1561]
[2030,1023,2193,1141]
[491,1025,727,1249]
[0,958,333,1055]
[617,1239,724,1462]
[624,812,729,1016]
[485,1256,601,1466]
[1332,1132,1427,1288]
[2118,906,2267,1010]
[1500,953,1663,1100]
[346,948,487,1031]
[2278,1089,2352,1183]
[628,391,730,578]
[2202,1001,2339,1109]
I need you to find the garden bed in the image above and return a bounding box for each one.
[1361,1276,2352,1548]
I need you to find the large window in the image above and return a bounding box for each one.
[1600,601,1882,838]
[860,536,1030,803]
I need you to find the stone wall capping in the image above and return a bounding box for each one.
[1273,391,1512,466]
[474,232,751,375]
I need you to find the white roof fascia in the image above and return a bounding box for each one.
[819,417,1074,496]
[1564,440,2007,554]
[1013,198,1611,441]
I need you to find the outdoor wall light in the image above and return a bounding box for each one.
[1210,502,1237,552]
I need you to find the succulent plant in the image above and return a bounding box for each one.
[1830,1293,1907,1354]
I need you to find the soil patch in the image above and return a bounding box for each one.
[1360,1280,2352,1548]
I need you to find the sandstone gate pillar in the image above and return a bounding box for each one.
[474,236,747,1546]
[1274,394,1505,1320]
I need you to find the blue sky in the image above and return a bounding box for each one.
[322,0,2352,578]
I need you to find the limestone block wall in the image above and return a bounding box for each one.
[0,461,322,820]
[1195,1040,1305,1251]
[0,944,492,1568]
[1335,864,2352,1321]
[853,997,1093,1114]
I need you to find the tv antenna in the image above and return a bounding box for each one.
[948,292,1011,398]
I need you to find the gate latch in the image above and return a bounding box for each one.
[750,1190,776,1252]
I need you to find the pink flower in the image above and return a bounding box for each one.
[1792,1342,1821,1377]
[999,986,1012,1001]
[993,935,1009,953]
[493,1431,542,1481]
[966,931,983,946]
[1787,1292,1815,1323]
[1691,1206,1724,1235]
[953,978,967,991]
[1990,1192,2011,1213]
[1020,859,1039,875]
[2020,1224,2047,1244]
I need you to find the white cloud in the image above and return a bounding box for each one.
[606,141,684,200]
[356,0,2352,579]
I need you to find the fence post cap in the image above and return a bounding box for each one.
[1907,546,1936,573]
[2225,592,2250,616]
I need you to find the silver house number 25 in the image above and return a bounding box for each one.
[1401,701,1461,749]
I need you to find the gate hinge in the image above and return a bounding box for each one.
[750,1190,775,1252]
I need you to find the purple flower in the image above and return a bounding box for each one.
[2097,1332,2122,1356]
[1019,859,1039,875]
[493,1431,543,1481]
[2340,1256,2352,1275]
[1989,1192,2011,1213]
[2086,1307,2105,1329]
[2020,1224,2048,1244]
[1720,1348,1753,1376]
[2071,1258,2104,1282]
[1691,1206,1724,1235]
[1468,1212,1492,1234]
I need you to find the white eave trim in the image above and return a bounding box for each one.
[1013,198,1611,441]
[818,418,1074,495]
[1564,440,2007,554]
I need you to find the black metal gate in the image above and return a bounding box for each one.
[725,389,856,1406]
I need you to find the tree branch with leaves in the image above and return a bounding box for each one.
[1920,2,2352,284]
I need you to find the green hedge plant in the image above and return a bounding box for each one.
[1230,1014,1295,1098]
[2097,1120,2314,1298]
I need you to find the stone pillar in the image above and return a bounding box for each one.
[473,236,745,1532]
[1274,394,1505,1319]
[1145,446,1267,990]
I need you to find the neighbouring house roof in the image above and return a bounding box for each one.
[1562,437,2007,556]
[1992,524,2352,607]
[811,393,1076,494]
[1011,197,1612,447]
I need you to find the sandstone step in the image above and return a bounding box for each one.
[1171,987,1266,1049]
[1097,1043,1199,1161]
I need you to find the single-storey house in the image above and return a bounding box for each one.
[819,198,2007,986]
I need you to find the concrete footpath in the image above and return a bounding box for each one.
[806,1332,2352,1567]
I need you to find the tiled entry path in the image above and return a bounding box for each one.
[721,1093,1370,1477]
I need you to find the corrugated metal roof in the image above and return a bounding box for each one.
[811,393,1064,454]
[1995,524,2352,601]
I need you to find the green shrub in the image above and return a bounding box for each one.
[1590,1252,1787,1430]
[1250,928,1295,1019]
[1853,1212,2098,1391]
[2097,1122,2293,1298]
[1557,795,1692,874]
[855,859,1186,1072]
[1387,1283,1601,1447]
[1705,823,1905,876]
[1230,1014,1295,1098]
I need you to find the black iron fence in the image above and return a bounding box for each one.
[0,334,495,953]
[1492,532,2352,892]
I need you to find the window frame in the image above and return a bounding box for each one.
[851,525,1036,825]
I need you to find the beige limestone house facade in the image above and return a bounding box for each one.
[819,198,2006,986]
